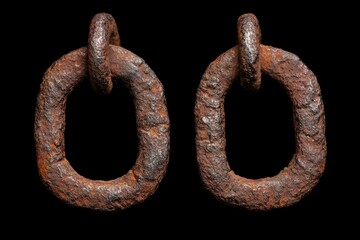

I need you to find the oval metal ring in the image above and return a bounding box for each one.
[195,45,326,210]
[237,13,261,92]
[88,13,121,95]
[35,46,170,211]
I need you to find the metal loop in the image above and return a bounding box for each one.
[35,14,170,211]
[238,13,261,92]
[88,13,121,95]
[195,14,326,210]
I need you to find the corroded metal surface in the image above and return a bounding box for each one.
[88,13,121,94]
[35,46,170,211]
[237,13,261,92]
[195,14,326,210]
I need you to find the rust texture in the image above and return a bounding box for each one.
[88,13,121,94]
[35,15,169,211]
[237,13,261,92]
[195,14,326,210]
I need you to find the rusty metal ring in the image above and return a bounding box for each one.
[88,13,121,94]
[195,45,326,210]
[35,46,170,211]
[237,13,261,92]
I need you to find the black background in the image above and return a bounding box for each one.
[9,1,356,236]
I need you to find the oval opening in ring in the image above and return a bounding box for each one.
[225,75,295,179]
[65,79,138,180]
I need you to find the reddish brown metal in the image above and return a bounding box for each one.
[88,13,121,94]
[35,16,170,211]
[195,14,326,210]
[237,13,261,92]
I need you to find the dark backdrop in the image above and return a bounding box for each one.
[10,1,355,237]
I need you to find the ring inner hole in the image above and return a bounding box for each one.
[65,79,138,180]
[225,76,295,179]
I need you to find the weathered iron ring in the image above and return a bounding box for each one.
[35,46,170,211]
[237,13,261,92]
[195,45,326,210]
[88,13,121,95]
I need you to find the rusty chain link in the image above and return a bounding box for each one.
[238,14,261,92]
[88,13,121,95]
[35,12,325,211]
[195,13,326,210]
[35,13,170,211]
